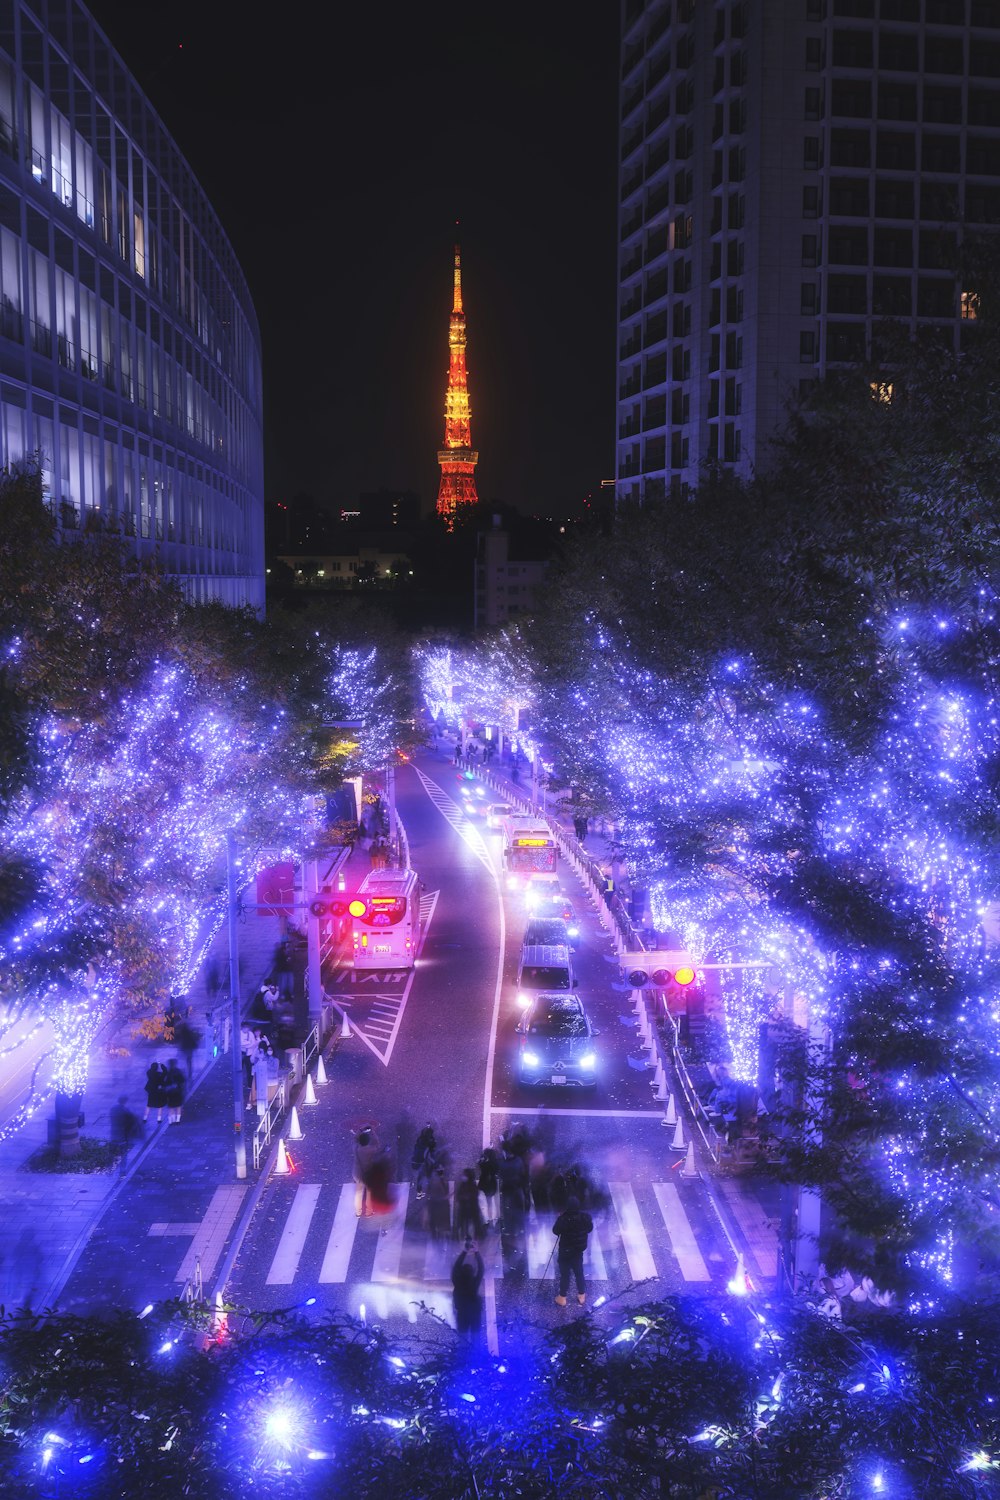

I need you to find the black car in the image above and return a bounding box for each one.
[522,916,572,949]
[515,993,599,1088]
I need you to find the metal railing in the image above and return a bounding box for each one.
[251,1076,287,1171]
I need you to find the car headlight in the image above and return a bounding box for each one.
[568,925,580,937]
[522,1051,540,1068]
[507,876,519,890]
[516,993,532,1009]
[580,1052,597,1070]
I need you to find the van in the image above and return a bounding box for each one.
[516,943,576,1006]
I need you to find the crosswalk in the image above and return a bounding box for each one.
[255,1176,771,1293]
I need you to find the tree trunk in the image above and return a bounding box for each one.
[55,1089,83,1159]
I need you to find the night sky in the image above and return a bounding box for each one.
[86,2,621,517]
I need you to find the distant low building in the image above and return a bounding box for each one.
[474,515,547,629]
[278,543,411,589]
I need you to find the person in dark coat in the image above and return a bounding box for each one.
[110,1095,143,1172]
[552,1195,594,1307]
[498,1150,528,1231]
[143,1062,166,1123]
[411,1124,437,1200]
[174,1012,200,1082]
[354,1127,381,1217]
[477,1147,500,1228]
[451,1242,485,1342]
[163,1059,186,1124]
[427,1166,451,1238]
[455,1168,484,1242]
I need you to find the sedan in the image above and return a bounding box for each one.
[523,915,572,949]
[525,882,580,936]
[515,993,599,1088]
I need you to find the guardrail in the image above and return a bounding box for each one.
[251,1075,288,1172]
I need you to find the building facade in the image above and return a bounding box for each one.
[0,0,264,609]
[474,516,548,630]
[617,0,1000,504]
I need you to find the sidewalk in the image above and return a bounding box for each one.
[0,901,284,1313]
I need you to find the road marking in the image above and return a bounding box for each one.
[490,1106,666,1119]
[174,1185,247,1285]
[653,1182,711,1282]
[371,1184,410,1281]
[266,1184,321,1285]
[414,768,495,873]
[149,1222,200,1237]
[608,1182,657,1281]
[319,1183,359,1283]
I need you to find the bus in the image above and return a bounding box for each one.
[351,868,423,969]
[501,816,559,890]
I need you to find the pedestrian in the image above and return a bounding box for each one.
[498,1149,528,1232]
[144,1061,166,1123]
[109,1094,143,1172]
[455,1168,484,1242]
[163,998,182,1043]
[411,1123,437,1200]
[204,956,221,1001]
[427,1165,451,1238]
[454,739,462,765]
[477,1146,500,1227]
[364,1143,395,1216]
[353,1126,381,1217]
[163,1059,186,1125]
[552,1195,594,1308]
[174,1010,201,1082]
[451,1239,485,1342]
[253,1045,272,1120]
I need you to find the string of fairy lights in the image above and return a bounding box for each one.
[417,602,1000,1281]
[0,646,400,1143]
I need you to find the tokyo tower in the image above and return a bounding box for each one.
[436,244,479,526]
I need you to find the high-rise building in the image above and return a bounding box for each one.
[617,0,1000,504]
[0,0,264,610]
[436,245,479,526]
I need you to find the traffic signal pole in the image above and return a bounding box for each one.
[226,831,247,1180]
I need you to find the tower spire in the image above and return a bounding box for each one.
[436,242,479,527]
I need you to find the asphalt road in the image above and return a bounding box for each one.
[224,755,777,1351]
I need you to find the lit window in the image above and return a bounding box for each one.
[870,381,894,404]
[961,290,979,321]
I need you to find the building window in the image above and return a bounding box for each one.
[801,283,818,315]
[800,330,817,362]
[802,234,819,267]
[961,290,979,320]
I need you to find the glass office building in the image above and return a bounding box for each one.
[0,0,264,610]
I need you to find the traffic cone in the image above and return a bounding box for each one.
[664,1092,677,1126]
[316,1053,328,1087]
[681,1141,698,1178]
[274,1138,290,1175]
[670,1116,685,1152]
[339,1009,352,1040]
[302,1073,318,1107]
[288,1106,303,1141]
[631,988,644,1014]
[651,1060,667,1100]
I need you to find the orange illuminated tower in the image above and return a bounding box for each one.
[436,244,479,526]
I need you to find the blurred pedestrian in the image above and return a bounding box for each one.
[174,1011,201,1082]
[163,1059,186,1125]
[110,1094,143,1172]
[253,1045,272,1120]
[144,1061,167,1123]
[454,739,462,765]
[412,1123,437,1200]
[354,1127,381,1217]
[553,1195,594,1307]
[477,1146,500,1227]
[205,957,221,1001]
[455,1168,484,1242]
[451,1240,485,1342]
[427,1165,451,1238]
[498,1149,528,1232]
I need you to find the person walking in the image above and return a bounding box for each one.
[552,1195,594,1307]
[454,739,462,765]
[411,1123,437,1200]
[174,1010,200,1082]
[163,1059,186,1125]
[427,1165,451,1238]
[252,1042,272,1120]
[353,1126,381,1217]
[451,1240,485,1343]
[477,1146,500,1228]
[455,1168,484,1242]
[143,1061,166,1123]
[498,1149,528,1233]
[110,1095,143,1173]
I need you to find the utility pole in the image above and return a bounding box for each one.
[386,757,398,861]
[226,831,247,1180]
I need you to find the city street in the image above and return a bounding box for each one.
[223,752,780,1350]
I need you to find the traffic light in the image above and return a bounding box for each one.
[622,951,699,991]
[309,895,367,919]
